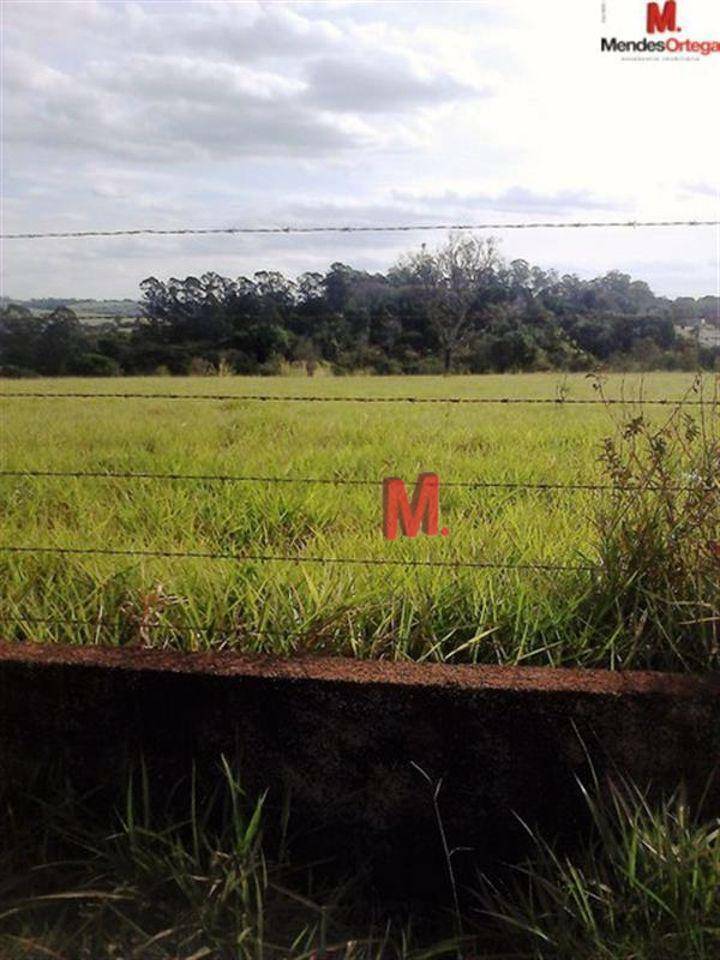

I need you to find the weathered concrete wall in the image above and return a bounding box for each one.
[1,642,718,902]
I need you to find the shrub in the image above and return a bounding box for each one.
[188,356,216,376]
[257,353,284,376]
[70,352,122,376]
[585,374,720,670]
[0,364,40,378]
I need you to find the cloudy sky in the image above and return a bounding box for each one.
[1,0,718,300]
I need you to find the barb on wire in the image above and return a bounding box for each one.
[0,391,716,406]
[0,615,497,649]
[0,467,716,495]
[0,544,598,572]
[0,614,279,638]
[3,219,718,240]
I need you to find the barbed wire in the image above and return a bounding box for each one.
[0,614,429,641]
[0,467,716,495]
[0,615,497,648]
[0,614,289,638]
[0,544,597,572]
[0,391,716,406]
[3,219,718,240]
[0,614,122,629]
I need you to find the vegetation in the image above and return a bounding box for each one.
[484,778,720,959]
[1,765,717,958]
[588,377,720,670]
[2,235,719,378]
[2,241,718,956]
[1,372,717,671]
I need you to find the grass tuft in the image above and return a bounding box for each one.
[482,777,720,959]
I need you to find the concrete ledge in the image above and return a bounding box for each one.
[3,640,720,694]
[1,642,719,901]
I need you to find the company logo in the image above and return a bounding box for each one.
[646,1,679,33]
[600,0,719,57]
[382,473,449,540]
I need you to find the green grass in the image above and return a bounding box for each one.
[1,372,718,669]
[1,763,718,959]
[483,778,720,959]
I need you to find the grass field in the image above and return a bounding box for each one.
[1,372,718,670]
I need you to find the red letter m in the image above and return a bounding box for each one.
[647,1,678,33]
[383,473,439,540]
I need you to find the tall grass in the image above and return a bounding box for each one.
[2,764,718,958]
[482,778,720,959]
[581,374,720,670]
[0,762,470,959]
[0,372,717,669]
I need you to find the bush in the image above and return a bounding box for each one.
[585,374,720,671]
[0,364,40,378]
[404,355,447,375]
[257,353,284,376]
[70,353,122,376]
[188,356,216,376]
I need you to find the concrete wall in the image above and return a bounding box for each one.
[1,642,718,902]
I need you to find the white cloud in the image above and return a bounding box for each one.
[1,0,718,299]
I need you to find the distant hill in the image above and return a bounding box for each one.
[0,297,142,324]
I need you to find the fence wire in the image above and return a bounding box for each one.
[0,544,598,572]
[0,391,717,406]
[3,218,718,240]
[0,468,716,495]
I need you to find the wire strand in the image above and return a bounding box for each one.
[3,219,718,240]
[0,468,716,494]
[0,615,494,646]
[0,615,291,638]
[0,391,716,406]
[0,544,597,572]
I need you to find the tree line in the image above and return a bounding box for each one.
[2,235,719,377]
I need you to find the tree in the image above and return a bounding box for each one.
[7,240,716,379]
[0,305,42,371]
[391,233,503,372]
[37,308,87,374]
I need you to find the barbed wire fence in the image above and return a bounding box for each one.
[1,386,717,635]
[2,216,719,640]
[0,390,717,404]
[0,467,716,494]
[3,218,718,240]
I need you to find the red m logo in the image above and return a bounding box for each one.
[383,473,447,540]
[647,1,679,33]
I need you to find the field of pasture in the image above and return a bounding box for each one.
[1,372,718,670]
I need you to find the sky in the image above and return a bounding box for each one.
[1,0,718,301]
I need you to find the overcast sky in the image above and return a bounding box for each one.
[1,0,718,300]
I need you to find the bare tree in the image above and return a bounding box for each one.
[392,233,502,372]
